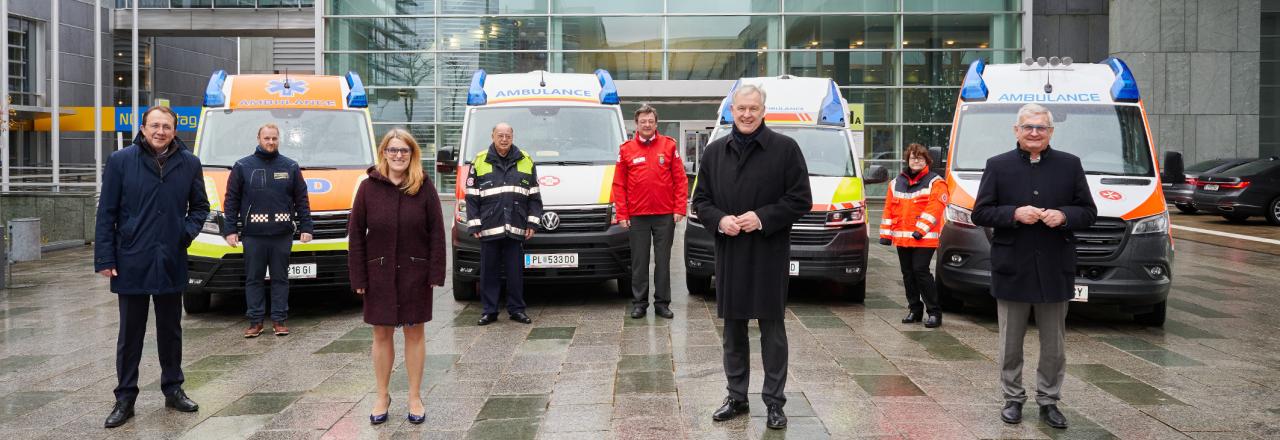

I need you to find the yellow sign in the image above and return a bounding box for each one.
[848,103,865,131]
[155,98,171,107]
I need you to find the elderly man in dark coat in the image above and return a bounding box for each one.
[692,84,812,430]
[94,106,209,428]
[971,103,1096,430]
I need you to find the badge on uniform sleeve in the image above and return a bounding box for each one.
[467,177,475,186]
[273,172,288,179]
[658,154,666,166]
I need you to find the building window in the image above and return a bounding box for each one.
[7,17,36,106]
[1263,3,1279,157]
[112,39,154,107]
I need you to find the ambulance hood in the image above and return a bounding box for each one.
[950,172,1163,220]
[532,165,614,206]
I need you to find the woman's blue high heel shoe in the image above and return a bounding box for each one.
[407,412,426,424]
[370,396,390,425]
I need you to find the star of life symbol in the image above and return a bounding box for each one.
[266,79,308,97]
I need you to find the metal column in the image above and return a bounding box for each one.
[1,0,10,192]
[94,0,102,195]
[51,0,60,192]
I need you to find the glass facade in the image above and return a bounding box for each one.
[1263,3,1279,158]
[323,0,1024,190]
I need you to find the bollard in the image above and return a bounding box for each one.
[7,218,41,263]
[0,228,6,287]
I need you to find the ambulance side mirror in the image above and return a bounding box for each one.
[436,147,457,174]
[1161,151,1184,184]
[865,165,890,184]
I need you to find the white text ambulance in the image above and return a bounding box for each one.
[684,76,888,301]
[937,57,1177,325]
[437,70,631,300]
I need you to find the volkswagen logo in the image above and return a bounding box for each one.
[541,211,561,231]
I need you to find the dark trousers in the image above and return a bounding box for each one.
[115,294,184,402]
[628,214,675,308]
[897,246,940,315]
[723,318,788,407]
[480,237,526,315]
[244,234,292,323]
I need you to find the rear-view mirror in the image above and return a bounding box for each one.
[436,147,457,173]
[865,165,890,184]
[1161,151,1184,184]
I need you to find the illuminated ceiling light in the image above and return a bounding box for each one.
[945,40,956,45]
[978,43,989,48]
[760,45,767,50]
[810,40,819,47]
[854,40,864,45]
[902,40,909,46]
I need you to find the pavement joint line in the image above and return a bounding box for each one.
[1171,224,1280,246]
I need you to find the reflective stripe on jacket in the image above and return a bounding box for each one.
[880,168,948,248]
[464,144,544,241]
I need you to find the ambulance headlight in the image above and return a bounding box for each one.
[825,206,865,226]
[687,202,698,221]
[202,211,223,235]
[455,201,467,224]
[945,204,974,227]
[1131,212,1169,235]
[608,203,618,225]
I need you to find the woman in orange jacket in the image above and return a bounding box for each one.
[880,143,949,328]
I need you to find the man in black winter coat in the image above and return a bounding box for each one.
[971,103,1097,430]
[223,123,313,338]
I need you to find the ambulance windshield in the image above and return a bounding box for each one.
[198,109,374,168]
[950,104,1154,177]
[464,106,624,165]
[709,126,856,177]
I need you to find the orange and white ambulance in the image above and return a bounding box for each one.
[936,57,1177,325]
[183,70,376,313]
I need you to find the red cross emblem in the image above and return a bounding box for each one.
[1099,190,1123,201]
[539,176,561,186]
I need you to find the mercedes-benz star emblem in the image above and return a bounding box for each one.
[541,211,561,231]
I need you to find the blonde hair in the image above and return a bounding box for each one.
[376,128,426,196]
[257,122,279,137]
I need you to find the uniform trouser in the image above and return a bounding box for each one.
[628,214,675,308]
[723,318,788,407]
[896,246,940,315]
[480,237,526,315]
[115,294,184,402]
[243,234,292,323]
[997,299,1069,406]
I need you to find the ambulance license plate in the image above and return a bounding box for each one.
[1071,285,1089,302]
[525,253,578,268]
[1204,184,1219,191]
[789,261,799,276]
[265,263,316,280]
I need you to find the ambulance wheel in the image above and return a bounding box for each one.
[1222,213,1250,223]
[686,274,713,296]
[1175,203,1198,214]
[1265,197,1280,226]
[452,278,478,301]
[935,273,965,312]
[1134,300,1167,327]
[843,280,866,303]
[616,277,633,297]
[183,290,211,314]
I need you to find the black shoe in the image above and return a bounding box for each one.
[766,404,787,429]
[924,314,942,328]
[1039,404,1068,429]
[165,389,199,412]
[902,311,923,323]
[510,312,532,324]
[477,313,498,326]
[1001,401,1023,424]
[711,396,749,421]
[631,306,647,319]
[654,306,674,319]
[104,400,134,428]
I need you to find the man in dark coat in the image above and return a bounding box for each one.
[971,103,1097,430]
[222,123,313,338]
[692,84,812,430]
[94,106,209,428]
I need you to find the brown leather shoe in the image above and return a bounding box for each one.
[243,323,264,338]
[272,321,290,336]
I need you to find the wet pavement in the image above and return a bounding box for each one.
[3,217,1280,439]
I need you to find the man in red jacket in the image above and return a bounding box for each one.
[613,104,688,319]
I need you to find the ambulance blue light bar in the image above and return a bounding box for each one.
[818,80,845,126]
[595,69,620,104]
[718,80,741,125]
[959,59,988,101]
[203,70,227,107]
[1103,57,1141,102]
[466,70,488,105]
[345,72,368,108]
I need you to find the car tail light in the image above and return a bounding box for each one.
[1185,177,1198,185]
[1219,180,1250,190]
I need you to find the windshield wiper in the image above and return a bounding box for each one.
[203,164,232,169]
[301,166,337,170]
[1084,171,1126,176]
[545,160,595,166]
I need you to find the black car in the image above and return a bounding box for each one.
[1192,157,1280,224]
[1163,157,1254,214]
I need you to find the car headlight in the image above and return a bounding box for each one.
[687,201,698,221]
[455,201,467,224]
[608,203,618,225]
[1131,212,1169,235]
[825,205,865,226]
[202,210,223,235]
[945,204,974,227]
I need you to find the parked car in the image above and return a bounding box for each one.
[1191,157,1280,224]
[1163,157,1254,214]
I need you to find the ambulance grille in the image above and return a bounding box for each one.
[539,206,609,233]
[790,212,840,246]
[1074,217,1127,261]
[298,211,350,240]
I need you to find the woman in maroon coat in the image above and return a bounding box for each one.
[348,128,446,425]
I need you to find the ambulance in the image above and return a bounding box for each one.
[936,57,1180,326]
[683,76,888,301]
[183,70,376,313]
[436,69,631,300]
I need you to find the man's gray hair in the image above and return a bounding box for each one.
[732,84,767,105]
[1015,103,1054,127]
[492,122,513,134]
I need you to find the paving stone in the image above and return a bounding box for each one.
[475,394,548,420]
[615,371,677,394]
[464,417,539,440]
[852,375,926,397]
[216,392,304,417]
[1092,381,1185,406]
[526,327,575,340]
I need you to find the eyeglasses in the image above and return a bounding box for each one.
[1018,124,1052,133]
[385,147,412,156]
